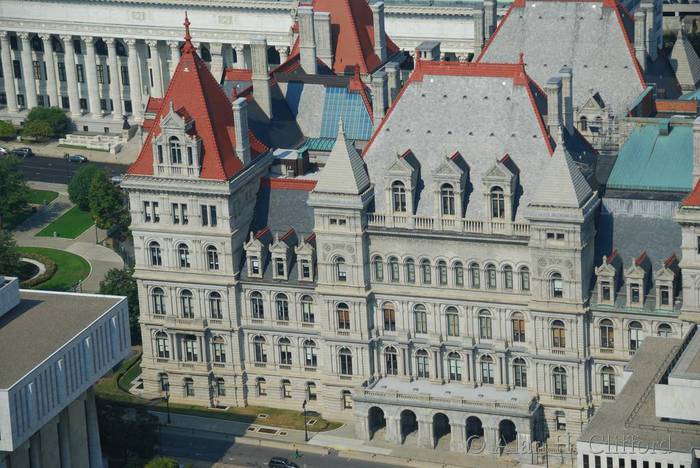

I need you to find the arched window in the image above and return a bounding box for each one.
[253,336,267,363]
[553,367,567,396]
[257,377,267,396]
[628,321,642,352]
[342,389,353,408]
[580,116,588,131]
[278,337,292,365]
[275,294,289,321]
[503,265,513,290]
[180,290,194,318]
[306,382,317,401]
[183,377,194,397]
[382,302,396,331]
[511,312,525,342]
[151,287,166,314]
[601,366,615,397]
[486,263,497,289]
[446,306,459,337]
[405,258,416,283]
[600,319,614,349]
[209,292,222,319]
[303,340,317,367]
[282,379,292,398]
[421,259,432,284]
[250,291,264,319]
[169,136,182,164]
[337,303,350,330]
[437,260,448,285]
[212,336,226,363]
[551,320,566,349]
[373,256,384,282]
[657,323,672,337]
[159,373,169,392]
[551,272,563,298]
[388,256,400,282]
[149,241,162,266]
[335,257,347,282]
[469,262,480,288]
[480,355,494,384]
[519,267,530,291]
[339,347,353,375]
[206,246,219,270]
[453,261,464,287]
[392,181,407,212]
[447,352,462,381]
[416,349,429,378]
[513,357,527,388]
[384,346,398,375]
[155,331,169,358]
[301,295,314,323]
[490,187,505,219]
[479,310,492,339]
[441,183,455,216]
[214,377,225,397]
[414,304,427,334]
[183,334,197,361]
[177,243,190,268]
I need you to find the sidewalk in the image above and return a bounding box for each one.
[3,133,142,164]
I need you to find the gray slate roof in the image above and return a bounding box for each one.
[670,30,700,91]
[479,1,645,116]
[314,122,370,195]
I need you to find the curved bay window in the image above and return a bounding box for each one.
[392,181,407,213]
[441,183,455,216]
[490,187,505,219]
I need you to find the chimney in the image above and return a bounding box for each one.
[559,66,573,136]
[693,117,700,186]
[250,37,272,117]
[314,11,333,67]
[385,61,401,105]
[634,10,647,72]
[298,6,317,74]
[484,0,497,40]
[473,7,485,56]
[371,70,388,129]
[545,76,562,136]
[415,41,441,62]
[232,97,251,166]
[371,2,387,64]
[642,2,658,62]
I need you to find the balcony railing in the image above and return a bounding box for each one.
[366,213,529,236]
[356,387,533,411]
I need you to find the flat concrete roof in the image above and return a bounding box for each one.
[670,330,700,378]
[0,290,123,389]
[579,336,700,453]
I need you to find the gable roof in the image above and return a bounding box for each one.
[314,120,370,195]
[478,0,645,116]
[127,15,266,180]
[671,30,700,92]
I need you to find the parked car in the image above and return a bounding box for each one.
[0,146,9,155]
[110,174,124,185]
[67,154,89,163]
[268,457,299,468]
[12,147,33,158]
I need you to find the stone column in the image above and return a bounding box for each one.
[209,42,224,81]
[85,389,103,468]
[61,35,82,117]
[276,46,288,64]
[385,415,402,444]
[0,32,19,112]
[84,36,101,115]
[58,407,73,468]
[68,395,89,467]
[125,39,143,119]
[168,41,180,77]
[233,44,246,69]
[39,34,59,108]
[355,411,370,440]
[105,38,123,120]
[18,32,38,109]
[40,417,61,468]
[483,425,499,456]
[9,442,30,468]
[0,452,7,468]
[450,422,467,452]
[29,432,42,468]
[417,418,433,448]
[146,40,163,97]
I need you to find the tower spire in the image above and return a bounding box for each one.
[183,12,193,52]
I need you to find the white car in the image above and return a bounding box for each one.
[0,146,8,155]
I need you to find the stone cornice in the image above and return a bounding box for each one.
[15,0,295,11]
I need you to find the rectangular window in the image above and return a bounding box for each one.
[17,94,25,107]
[582,455,589,468]
[187,146,193,166]
[153,201,160,222]
[157,145,163,164]
[201,205,208,226]
[13,60,21,79]
[100,99,107,111]
[106,64,111,85]
[73,39,82,54]
[121,65,129,86]
[172,203,180,224]
[608,458,614,468]
[660,286,670,305]
[619,460,625,468]
[209,206,217,226]
[57,62,66,81]
[79,98,87,111]
[631,284,640,304]
[9,36,18,51]
[96,64,104,84]
[301,260,312,280]
[76,64,85,83]
[602,282,611,301]
[61,96,69,109]
[181,204,188,224]
[250,256,260,275]
[595,456,601,468]
[447,314,459,337]
[149,68,154,86]
[0,93,5,105]
[144,201,151,222]
[32,60,41,79]
[124,100,132,113]
[275,258,285,277]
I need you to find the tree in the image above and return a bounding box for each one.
[89,170,131,238]
[68,164,101,210]
[25,106,71,136]
[0,231,21,277]
[98,402,159,466]
[144,458,179,468]
[0,155,30,229]
[21,120,54,141]
[100,267,140,344]
[0,120,17,140]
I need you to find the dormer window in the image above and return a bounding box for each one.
[300,259,312,280]
[659,285,670,306]
[274,257,286,278]
[251,256,260,275]
[392,181,407,213]
[630,283,641,304]
[170,136,182,164]
[441,184,455,216]
[601,281,611,302]
[490,187,505,219]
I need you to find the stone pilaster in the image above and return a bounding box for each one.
[0,32,19,112]
[209,42,224,81]
[29,432,42,468]
[40,417,61,468]
[276,46,288,64]
[18,32,38,109]
[61,35,82,117]
[84,36,102,115]
[105,38,123,120]
[125,39,143,119]
[233,44,246,69]
[146,40,163,98]
[85,389,103,468]
[450,422,467,452]
[417,418,433,448]
[168,41,180,77]
[39,34,59,108]
[58,407,73,468]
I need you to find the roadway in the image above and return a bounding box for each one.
[19,154,129,184]
[159,428,399,468]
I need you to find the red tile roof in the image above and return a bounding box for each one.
[682,179,700,206]
[261,177,317,191]
[127,14,267,181]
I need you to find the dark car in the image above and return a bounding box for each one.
[67,154,89,163]
[268,457,300,468]
[12,147,33,158]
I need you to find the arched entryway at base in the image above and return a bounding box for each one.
[466,416,484,452]
[499,419,518,451]
[432,412,451,449]
[400,409,418,444]
[368,406,386,440]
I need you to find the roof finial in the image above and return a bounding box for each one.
[338,117,346,137]
[518,51,524,65]
[183,12,193,51]
[353,64,361,82]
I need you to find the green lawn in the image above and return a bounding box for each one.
[17,247,90,291]
[95,353,343,432]
[37,206,94,239]
[27,189,58,205]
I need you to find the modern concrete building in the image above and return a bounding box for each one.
[0,276,131,468]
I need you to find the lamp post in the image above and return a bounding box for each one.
[302,399,308,442]
[164,383,171,425]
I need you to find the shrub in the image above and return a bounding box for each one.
[144,458,179,468]
[0,120,17,139]
[22,120,54,141]
[19,252,57,288]
[25,106,71,136]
